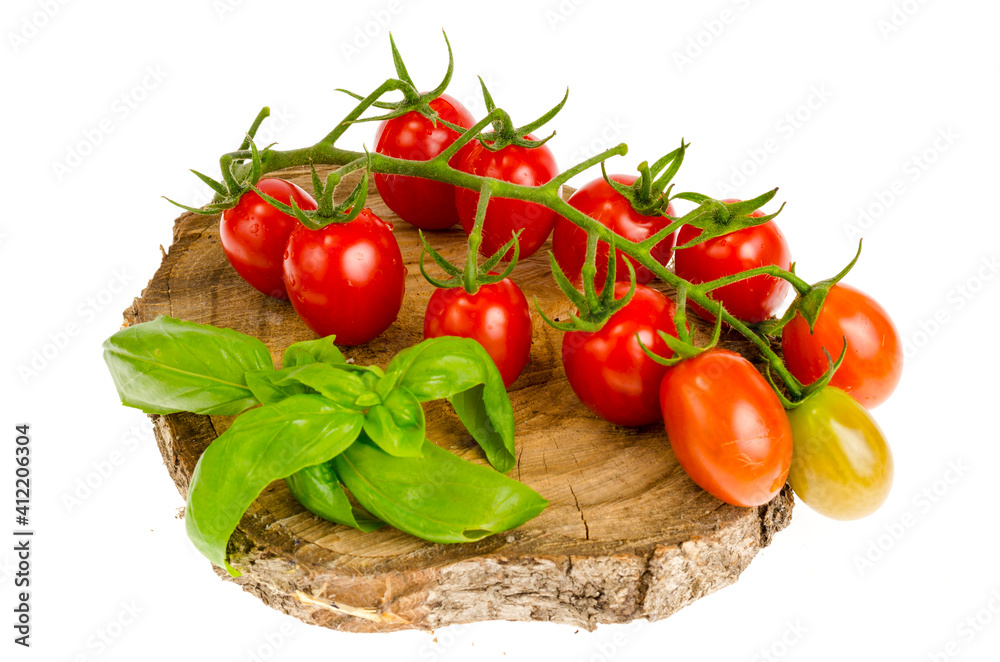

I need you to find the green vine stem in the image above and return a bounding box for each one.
[186,37,861,405]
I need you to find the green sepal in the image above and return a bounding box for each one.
[671,190,784,249]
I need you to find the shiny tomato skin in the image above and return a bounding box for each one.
[659,349,792,507]
[781,283,902,409]
[552,174,676,287]
[562,283,679,427]
[423,278,532,388]
[787,387,893,520]
[454,137,560,259]
[283,209,405,346]
[673,201,792,323]
[220,178,317,299]
[374,94,475,230]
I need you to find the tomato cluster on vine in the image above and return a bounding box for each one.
[174,34,904,524]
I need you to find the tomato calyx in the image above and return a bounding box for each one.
[757,240,863,336]
[418,182,522,295]
[672,190,786,250]
[335,32,464,132]
[538,232,638,332]
[253,159,370,230]
[602,139,688,217]
[638,286,722,367]
[474,77,568,152]
[165,107,273,215]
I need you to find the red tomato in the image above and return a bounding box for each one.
[781,283,902,408]
[454,137,559,259]
[374,94,475,230]
[673,200,792,323]
[552,174,676,287]
[283,209,405,346]
[219,178,317,299]
[423,278,532,388]
[659,349,792,507]
[562,283,679,427]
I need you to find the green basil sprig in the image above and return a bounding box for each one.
[102,316,546,576]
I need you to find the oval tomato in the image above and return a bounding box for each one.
[454,137,559,259]
[562,283,678,427]
[659,349,792,507]
[781,283,902,408]
[423,278,532,388]
[552,174,676,287]
[374,94,475,230]
[283,209,405,346]
[220,178,317,299]
[673,201,792,323]
[787,387,893,520]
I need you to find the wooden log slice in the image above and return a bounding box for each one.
[124,167,792,632]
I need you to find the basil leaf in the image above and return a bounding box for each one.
[244,369,310,405]
[282,335,345,368]
[276,363,372,411]
[362,387,425,457]
[333,435,547,544]
[185,395,363,575]
[286,462,383,532]
[385,337,515,472]
[102,315,272,415]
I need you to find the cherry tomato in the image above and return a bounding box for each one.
[423,278,532,388]
[659,349,792,507]
[787,387,893,520]
[552,174,676,287]
[562,283,679,427]
[283,209,405,346]
[454,137,559,259]
[374,94,475,230]
[219,178,317,299]
[781,283,902,409]
[673,200,792,323]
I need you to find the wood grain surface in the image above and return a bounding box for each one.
[124,166,792,632]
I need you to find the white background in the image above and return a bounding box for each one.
[2,0,999,660]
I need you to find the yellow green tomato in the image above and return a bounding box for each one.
[787,387,893,520]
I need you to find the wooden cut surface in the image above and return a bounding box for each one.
[125,167,792,632]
